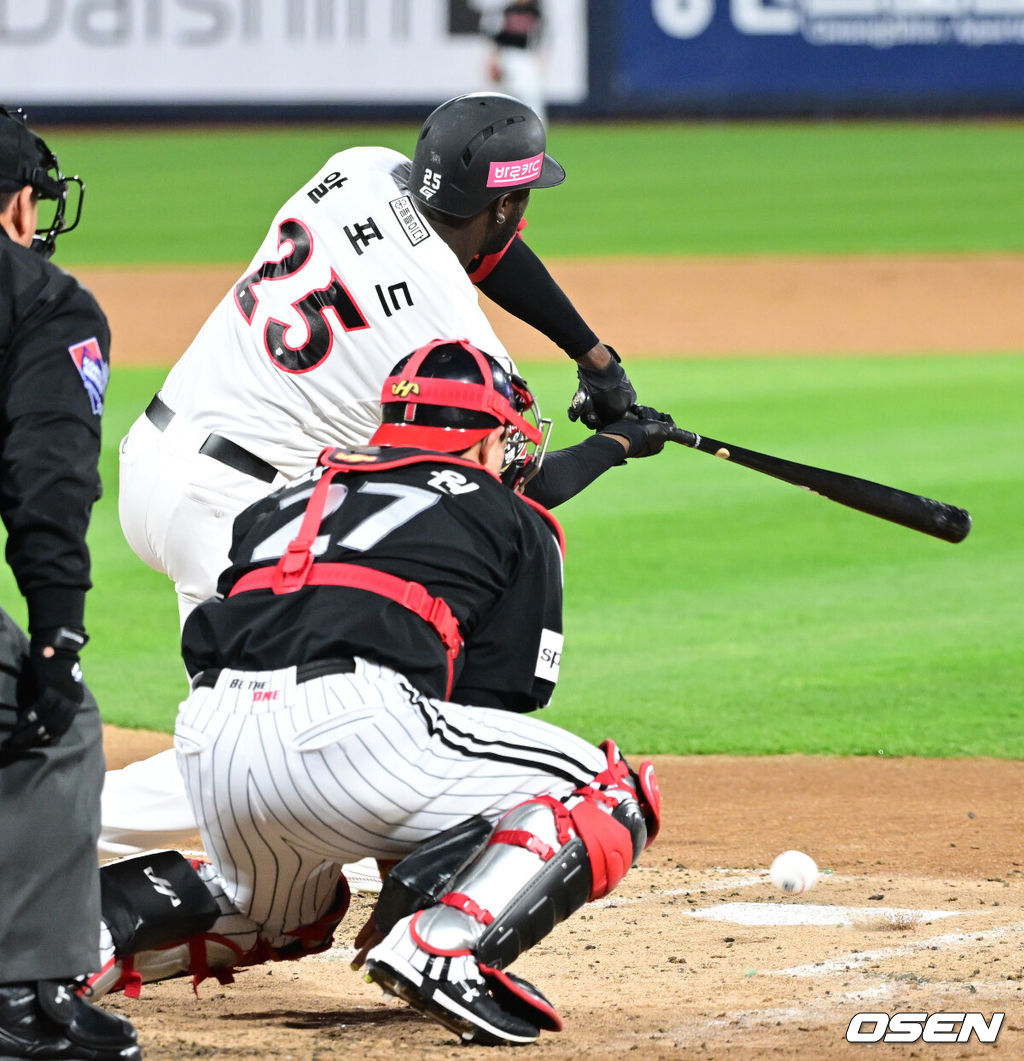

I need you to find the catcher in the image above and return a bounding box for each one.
[102,90,650,866]
[87,340,663,1046]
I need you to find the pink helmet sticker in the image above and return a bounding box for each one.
[486,151,545,188]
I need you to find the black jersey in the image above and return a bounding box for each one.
[182,447,565,712]
[0,231,109,634]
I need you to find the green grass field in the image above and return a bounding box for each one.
[2,354,1018,756]
[5,121,1022,755]
[48,120,1024,265]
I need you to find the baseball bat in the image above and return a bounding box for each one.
[665,425,971,544]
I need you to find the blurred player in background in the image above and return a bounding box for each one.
[477,0,547,124]
[0,106,142,1061]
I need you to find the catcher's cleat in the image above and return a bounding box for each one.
[0,980,141,1060]
[365,913,561,1046]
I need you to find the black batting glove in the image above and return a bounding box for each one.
[2,627,88,756]
[567,346,637,429]
[600,405,677,460]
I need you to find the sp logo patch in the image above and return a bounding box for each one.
[535,628,563,682]
[67,337,108,415]
[391,380,420,398]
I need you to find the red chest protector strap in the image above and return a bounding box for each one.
[227,462,462,696]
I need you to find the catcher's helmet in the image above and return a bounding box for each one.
[0,105,84,257]
[371,339,549,488]
[409,93,565,219]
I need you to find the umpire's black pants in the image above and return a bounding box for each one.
[0,606,104,982]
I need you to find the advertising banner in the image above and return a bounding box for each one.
[616,0,1024,111]
[0,0,587,106]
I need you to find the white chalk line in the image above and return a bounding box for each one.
[690,901,960,927]
[775,924,1021,978]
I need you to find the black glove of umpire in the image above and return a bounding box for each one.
[600,405,677,459]
[567,346,638,429]
[1,627,88,757]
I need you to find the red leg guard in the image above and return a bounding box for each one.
[567,795,636,900]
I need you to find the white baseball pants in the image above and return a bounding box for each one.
[118,410,285,627]
[174,658,606,945]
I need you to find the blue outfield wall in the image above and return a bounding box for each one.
[592,0,1024,115]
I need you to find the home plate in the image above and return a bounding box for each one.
[689,902,961,927]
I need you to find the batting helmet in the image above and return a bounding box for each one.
[0,105,83,257]
[371,339,548,488]
[408,93,565,219]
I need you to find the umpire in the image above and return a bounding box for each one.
[0,107,141,1060]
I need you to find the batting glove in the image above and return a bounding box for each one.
[600,405,677,459]
[567,346,637,429]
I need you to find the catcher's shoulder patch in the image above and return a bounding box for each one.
[321,446,383,467]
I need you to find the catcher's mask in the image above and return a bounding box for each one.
[371,338,551,491]
[0,106,84,258]
[409,92,564,219]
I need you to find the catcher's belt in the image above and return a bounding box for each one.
[191,657,357,691]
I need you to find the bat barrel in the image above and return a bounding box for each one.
[666,425,971,544]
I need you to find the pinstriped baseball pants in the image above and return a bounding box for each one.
[174,657,606,946]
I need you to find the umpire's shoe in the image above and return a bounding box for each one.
[365,913,562,1046]
[0,981,141,1060]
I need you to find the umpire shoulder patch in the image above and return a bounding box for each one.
[67,336,109,415]
[535,628,563,683]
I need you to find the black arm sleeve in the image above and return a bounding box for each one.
[474,237,600,359]
[521,434,624,510]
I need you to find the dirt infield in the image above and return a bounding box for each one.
[101,727,1024,1060]
[95,256,1023,1058]
[77,253,1024,364]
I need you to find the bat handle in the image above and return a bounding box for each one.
[667,425,700,449]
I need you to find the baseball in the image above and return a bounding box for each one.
[769,850,819,895]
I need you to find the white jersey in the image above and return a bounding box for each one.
[160,146,512,479]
